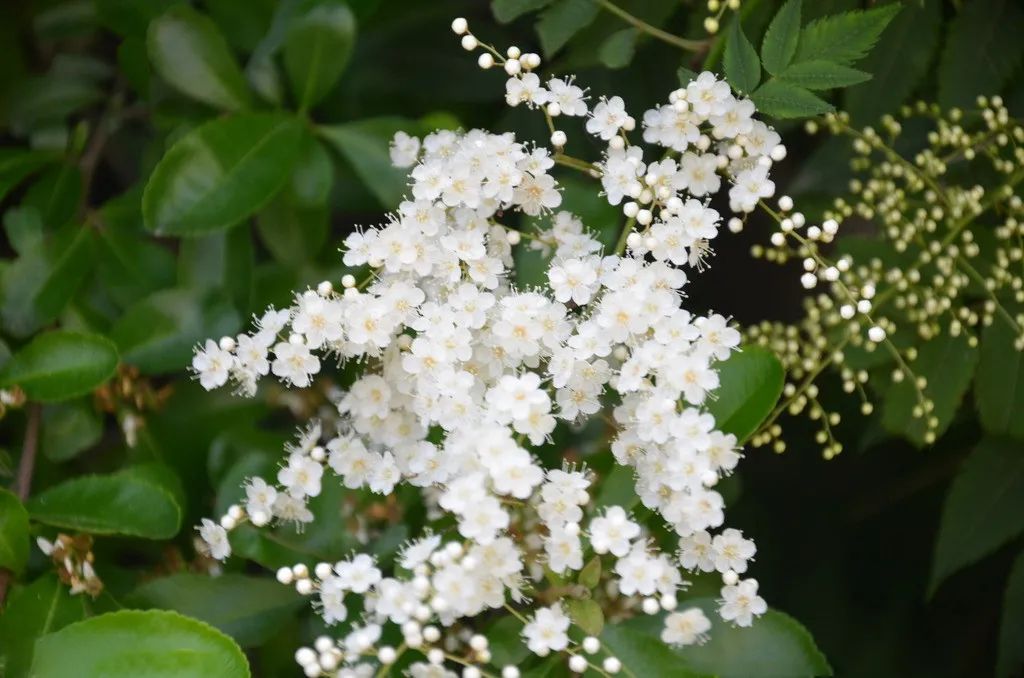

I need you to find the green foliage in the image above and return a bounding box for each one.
[0,574,89,677]
[29,609,250,678]
[794,3,901,65]
[0,330,118,402]
[566,597,604,636]
[320,117,419,209]
[41,399,103,462]
[706,346,785,442]
[492,0,554,23]
[284,0,356,111]
[760,0,801,76]
[598,28,638,69]
[724,19,760,94]
[975,312,1024,440]
[0,488,29,575]
[536,0,599,57]
[938,0,1024,109]
[929,438,1024,595]
[998,551,1024,678]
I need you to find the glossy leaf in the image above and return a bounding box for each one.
[178,226,254,315]
[41,399,103,462]
[284,0,356,110]
[882,332,977,447]
[778,60,870,90]
[130,573,302,647]
[929,438,1024,595]
[706,346,785,442]
[0,574,89,677]
[724,19,761,94]
[28,463,184,539]
[147,4,252,111]
[0,330,118,402]
[319,117,415,209]
[537,0,599,57]
[0,488,29,575]
[760,0,801,75]
[976,312,1024,440]
[998,550,1024,678]
[751,79,832,118]
[795,3,900,65]
[142,113,304,236]
[30,610,250,678]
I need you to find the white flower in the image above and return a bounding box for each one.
[505,73,549,107]
[192,340,233,390]
[278,454,324,498]
[244,476,277,520]
[545,525,583,573]
[729,165,776,213]
[662,608,711,646]
[719,578,767,626]
[335,554,382,594]
[712,528,756,574]
[390,130,421,168]
[548,257,600,305]
[523,603,571,655]
[271,340,320,387]
[547,77,588,116]
[615,544,662,596]
[589,506,640,557]
[679,530,716,572]
[198,518,230,560]
[586,96,629,140]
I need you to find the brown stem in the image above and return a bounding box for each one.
[0,403,41,607]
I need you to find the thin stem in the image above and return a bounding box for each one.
[596,0,709,52]
[553,153,598,174]
[0,403,41,607]
[613,216,636,256]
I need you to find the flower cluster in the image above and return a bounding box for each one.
[192,17,788,677]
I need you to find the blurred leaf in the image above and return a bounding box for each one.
[537,0,599,57]
[844,0,941,124]
[142,112,304,236]
[117,37,152,95]
[566,598,604,636]
[30,610,249,678]
[95,0,178,37]
[882,331,978,447]
[0,330,118,402]
[110,288,241,374]
[778,60,869,90]
[706,346,785,442]
[33,0,97,40]
[0,487,29,575]
[578,555,601,589]
[7,77,102,136]
[204,0,276,53]
[3,205,44,255]
[976,312,1024,440]
[284,0,356,111]
[147,5,252,111]
[751,79,832,118]
[0,574,89,678]
[602,622,705,677]
[28,463,184,538]
[598,28,638,69]
[178,226,254,314]
[493,0,553,23]
[929,438,1024,595]
[760,0,801,76]
[938,0,1024,109]
[319,117,415,209]
[724,19,760,94]
[795,3,900,66]
[130,573,302,647]
[95,194,177,309]
[486,615,528,667]
[41,399,103,462]
[998,549,1024,678]
[0,148,56,203]
[23,163,82,229]
[677,66,698,87]
[595,464,638,510]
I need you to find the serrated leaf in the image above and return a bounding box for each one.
[882,332,977,447]
[284,0,356,111]
[998,550,1024,678]
[130,573,302,647]
[536,0,599,57]
[706,346,785,441]
[724,19,761,94]
[0,574,89,677]
[795,3,900,66]
[751,79,833,118]
[976,312,1024,440]
[493,0,553,23]
[844,0,941,124]
[778,60,869,90]
[147,4,252,111]
[599,28,638,69]
[0,488,29,576]
[938,0,1024,109]
[929,438,1024,595]
[760,0,801,75]
[578,555,602,589]
[142,113,304,236]
[27,463,184,539]
[566,598,604,636]
[0,330,118,402]
[30,610,250,678]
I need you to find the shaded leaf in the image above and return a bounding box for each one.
[0,149,56,204]
[998,550,1024,678]
[938,0,1024,109]
[976,311,1024,440]
[724,19,760,94]
[706,346,785,442]
[284,0,356,111]
[760,0,801,75]
[0,488,29,575]
[493,0,553,23]
[41,399,103,462]
[0,330,118,402]
[598,28,638,69]
[537,0,599,57]
[319,117,416,209]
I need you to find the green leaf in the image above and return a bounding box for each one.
[938,0,1024,109]
[604,600,831,677]
[0,331,118,402]
[778,60,870,90]
[536,0,599,57]
[7,77,103,136]
[30,610,249,678]
[566,598,604,636]
[677,66,699,87]
[0,488,29,576]
[4,206,44,256]
[578,555,601,589]
[319,117,415,209]
[598,28,638,69]
[130,573,302,647]
[0,574,89,677]
[882,332,978,447]
[492,0,553,23]
[95,0,179,37]
[147,4,252,111]
[795,3,900,66]
[95,194,177,309]
[142,113,304,236]
[486,615,529,667]
[42,399,103,462]
[976,312,1024,440]
[706,346,785,442]
[595,464,639,510]
[178,226,254,315]
[998,549,1024,678]
[929,438,1024,595]
[751,79,832,118]
[27,463,184,539]
[110,288,241,375]
[0,149,55,204]
[284,0,356,111]
[724,19,761,94]
[760,0,801,75]
[23,163,83,230]
[844,0,941,124]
